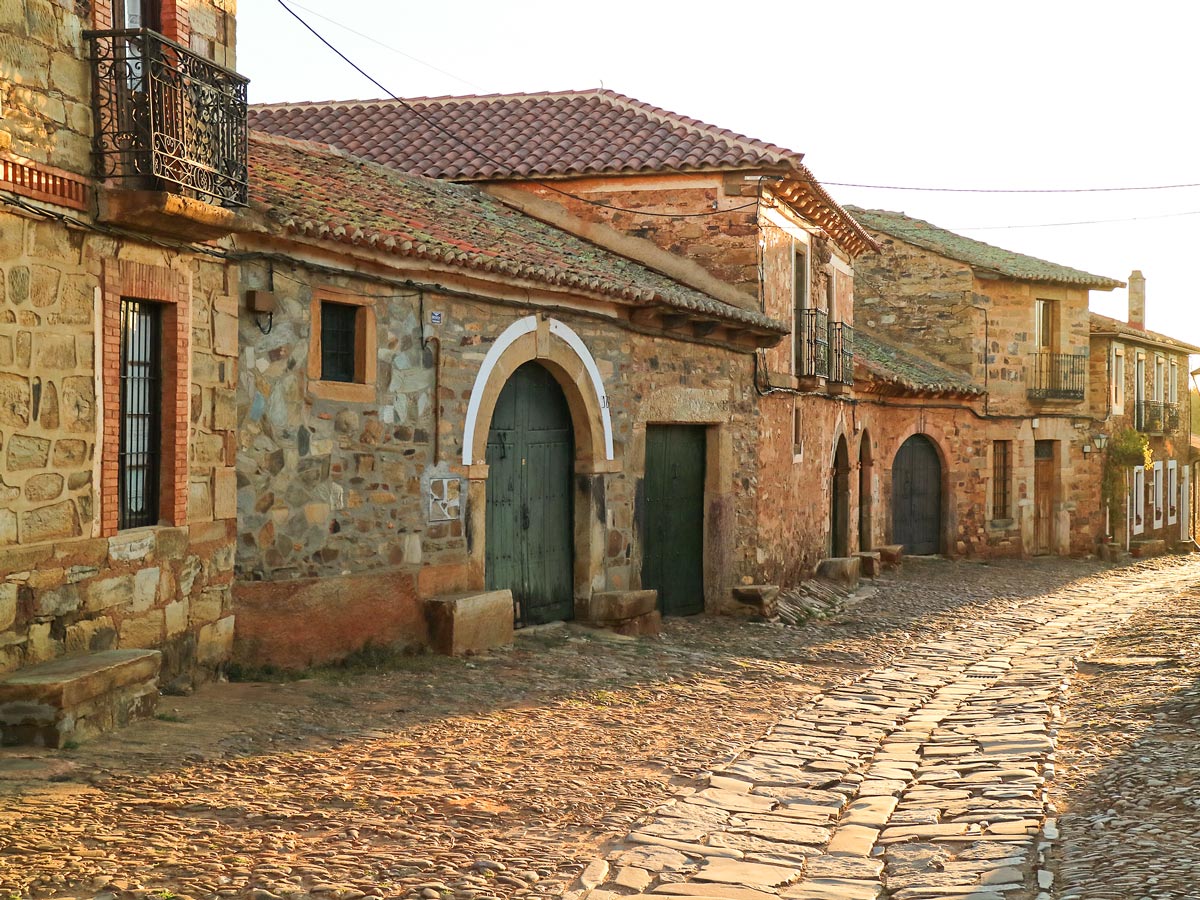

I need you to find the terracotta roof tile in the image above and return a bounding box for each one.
[854,330,983,397]
[249,89,876,255]
[848,206,1124,290]
[247,131,785,334]
[1089,312,1200,354]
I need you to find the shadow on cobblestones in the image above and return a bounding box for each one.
[0,556,1117,900]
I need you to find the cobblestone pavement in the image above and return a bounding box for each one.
[0,556,1195,900]
[1048,573,1200,900]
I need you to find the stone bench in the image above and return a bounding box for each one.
[576,590,661,636]
[853,550,883,578]
[728,584,780,619]
[425,589,514,656]
[0,649,161,748]
[1130,539,1167,559]
[816,556,861,588]
[878,544,904,568]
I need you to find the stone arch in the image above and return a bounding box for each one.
[462,315,613,470]
[831,434,851,557]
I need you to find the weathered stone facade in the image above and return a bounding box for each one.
[0,0,243,683]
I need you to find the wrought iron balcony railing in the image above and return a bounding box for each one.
[1027,351,1087,401]
[1135,400,1179,434]
[86,28,249,207]
[829,321,854,386]
[795,308,829,379]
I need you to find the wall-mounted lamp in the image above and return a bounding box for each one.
[1094,432,1109,451]
[247,289,277,335]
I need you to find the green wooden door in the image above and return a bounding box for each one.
[643,425,706,616]
[485,363,575,626]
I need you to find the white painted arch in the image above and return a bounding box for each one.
[462,315,615,466]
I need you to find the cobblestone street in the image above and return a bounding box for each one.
[1,556,1197,900]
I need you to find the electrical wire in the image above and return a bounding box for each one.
[953,208,1200,231]
[825,180,1200,194]
[271,0,758,220]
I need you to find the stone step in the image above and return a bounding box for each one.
[877,544,904,567]
[425,589,514,656]
[816,557,861,588]
[1130,539,1167,558]
[853,551,883,578]
[0,649,161,747]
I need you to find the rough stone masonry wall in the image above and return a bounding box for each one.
[234,256,762,636]
[0,211,238,683]
[852,234,981,377]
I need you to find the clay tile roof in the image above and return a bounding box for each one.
[854,331,984,397]
[1089,312,1200,354]
[247,131,785,335]
[249,89,877,255]
[846,207,1125,290]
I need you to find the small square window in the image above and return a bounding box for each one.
[320,301,359,383]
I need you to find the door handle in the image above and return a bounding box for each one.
[522,503,530,531]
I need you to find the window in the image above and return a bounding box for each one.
[1133,465,1145,534]
[308,289,377,402]
[1135,352,1146,428]
[320,301,359,383]
[992,440,1012,521]
[792,242,808,374]
[1168,459,1178,525]
[1170,358,1179,404]
[118,298,162,530]
[1154,355,1165,402]
[1152,460,1164,529]
[1111,343,1125,415]
[1034,299,1056,350]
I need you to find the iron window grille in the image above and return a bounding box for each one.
[86,28,249,206]
[118,298,162,530]
[320,301,359,383]
[829,321,854,385]
[1135,400,1178,434]
[992,440,1011,520]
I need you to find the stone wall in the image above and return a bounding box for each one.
[0,210,238,682]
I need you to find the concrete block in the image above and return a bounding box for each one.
[578,589,657,624]
[425,589,514,656]
[816,556,861,588]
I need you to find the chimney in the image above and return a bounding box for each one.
[1128,269,1146,329]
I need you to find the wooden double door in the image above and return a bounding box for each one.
[892,435,942,555]
[642,425,706,616]
[485,363,574,626]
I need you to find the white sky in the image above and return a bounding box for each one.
[238,0,1200,354]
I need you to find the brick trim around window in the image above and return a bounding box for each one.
[306,288,378,403]
[93,0,190,45]
[101,260,191,535]
[1,155,90,211]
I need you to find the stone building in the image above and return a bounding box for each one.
[848,208,1124,557]
[229,133,785,667]
[1089,271,1199,553]
[249,89,881,585]
[0,0,245,689]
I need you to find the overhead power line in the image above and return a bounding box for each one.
[826,180,1200,194]
[955,208,1200,231]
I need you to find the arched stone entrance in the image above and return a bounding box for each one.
[462,315,615,618]
[831,435,851,557]
[892,434,943,555]
[858,431,873,551]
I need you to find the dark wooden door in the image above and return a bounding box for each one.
[892,435,941,555]
[643,425,706,616]
[831,438,850,557]
[485,363,574,626]
[1034,440,1054,555]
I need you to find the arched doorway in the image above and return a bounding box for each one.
[892,434,942,555]
[831,436,851,557]
[484,362,574,626]
[858,432,873,551]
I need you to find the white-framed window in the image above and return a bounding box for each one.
[1034,299,1056,350]
[791,239,810,378]
[1170,358,1179,405]
[1183,466,1191,542]
[1168,459,1178,526]
[1133,465,1145,535]
[1111,343,1125,415]
[1154,355,1165,402]
[1153,460,1164,529]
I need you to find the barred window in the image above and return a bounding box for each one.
[320,301,359,383]
[793,244,808,373]
[118,298,162,530]
[992,440,1011,520]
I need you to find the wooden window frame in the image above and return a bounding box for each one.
[1170,358,1179,405]
[1111,343,1125,415]
[792,241,808,376]
[1154,355,1165,402]
[1034,299,1056,351]
[307,288,377,403]
[991,439,1012,523]
[101,260,189,535]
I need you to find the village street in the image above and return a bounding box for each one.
[1,556,1198,900]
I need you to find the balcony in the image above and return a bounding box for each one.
[1027,352,1087,402]
[828,321,854,389]
[795,308,829,383]
[86,28,248,236]
[1135,400,1179,434]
